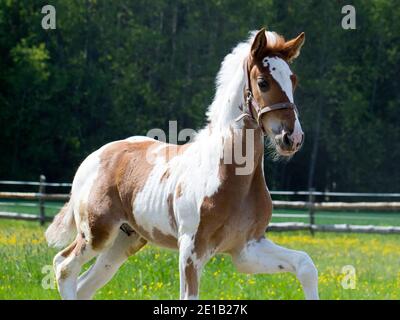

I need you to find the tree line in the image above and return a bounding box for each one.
[0,0,399,192]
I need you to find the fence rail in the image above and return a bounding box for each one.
[273,200,400,211]
[0,180,72,187]
[268,222,400,234]
[0,211,53,222]
[1,177,399,234]
[270,191,400,198]
[0,192,69,201]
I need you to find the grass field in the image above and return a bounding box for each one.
[0,219,399,300]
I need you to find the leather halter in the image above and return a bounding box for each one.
[235,58,299,135]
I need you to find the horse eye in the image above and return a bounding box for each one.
[257,78,269,92]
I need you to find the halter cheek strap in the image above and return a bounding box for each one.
[235,58,299,134]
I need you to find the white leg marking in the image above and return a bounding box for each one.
[77,231,145,300]
[233,238,319,300]
[54,244,97,300]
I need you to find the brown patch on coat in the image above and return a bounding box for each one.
[74,233,87,256]
[290,74,298,90]
[86,140,159,250]
[184,257,198,297]
[128,222,152,244]
[61,233,86,258]
[58,234,87,280]
[78,201,87,226]
[176,183,183,198]
[161,144,191,162]
[89,213,114,250]
[152,228,178,249]
[167,194,178,233]
[80,138,187,251]
[121,216,178,250]
[61,239,77,258]
[59,266,69,280]
[160,168,170,182]
[125,237,147,257]
[192,123,272,259]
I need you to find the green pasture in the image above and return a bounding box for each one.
[0,219,399,300]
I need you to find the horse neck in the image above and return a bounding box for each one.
[193,117,265,188]
[197,50,265,182]
[225,120,265,179]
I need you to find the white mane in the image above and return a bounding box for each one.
[205,31,255,130]
[205,30,281,131]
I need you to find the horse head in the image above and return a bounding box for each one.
[246,28,305,157]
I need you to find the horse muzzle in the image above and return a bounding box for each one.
[274,130,304,156]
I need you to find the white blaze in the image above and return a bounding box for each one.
[262,56,294,103]
[262,56,304,147]
[292,113,303,147]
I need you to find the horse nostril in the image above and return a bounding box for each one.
[283,132,292,148]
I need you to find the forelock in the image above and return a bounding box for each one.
[264,31,286,53]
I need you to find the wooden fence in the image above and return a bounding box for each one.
[1,176,400,234]
[0,175,70,225]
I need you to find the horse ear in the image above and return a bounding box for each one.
[251,28,267,59]
[281,32,305,62]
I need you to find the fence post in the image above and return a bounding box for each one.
[308,187,315,236]
[39,175,46,225]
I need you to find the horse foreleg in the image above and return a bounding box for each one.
[232,237,319,300]
[178,234,208,300]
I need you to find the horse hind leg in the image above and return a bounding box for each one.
[231,237,319,300]
[76,224,147,300]
[53,217,123,300]
[53,232,98,300]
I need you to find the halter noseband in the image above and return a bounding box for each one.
[235,58,299,134]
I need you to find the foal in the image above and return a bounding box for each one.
[46,28,319,300]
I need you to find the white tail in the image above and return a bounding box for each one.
[45,201,76,248]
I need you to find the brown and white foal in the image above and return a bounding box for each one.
[46,28,319,300]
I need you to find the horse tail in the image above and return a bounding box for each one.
[45,200,76,248]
